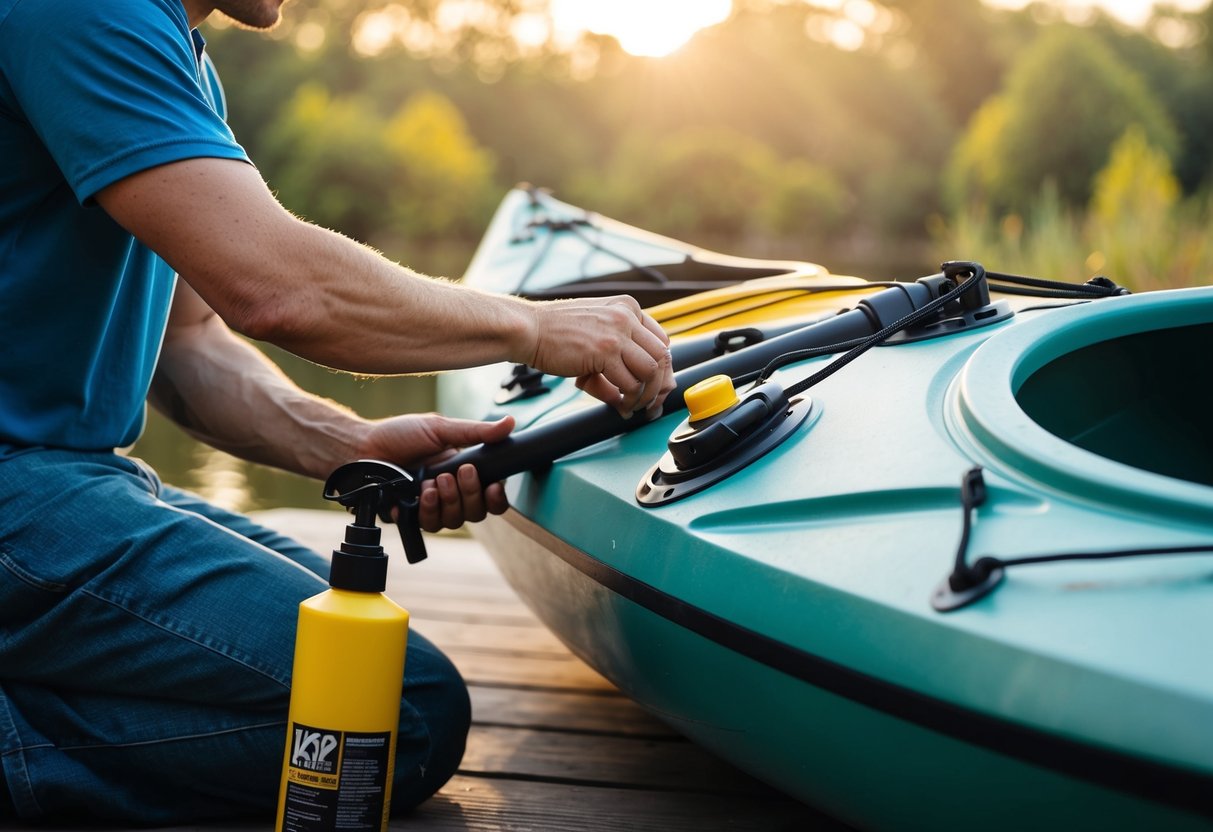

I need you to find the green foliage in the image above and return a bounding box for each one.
[1090,125,1179,226]
[201,2,1213,282]
[873,0,1010,123]
[948,27,1179,214]
[1089,16,1213,192]
[581,128,771,238]
[1087,127,1193,291]
[761,159,851,240]
[573,127,849,244]
[936,129,1207,292]
[260,84,496,255]
[262,84,395,240]
[945,98,1009,211]
[382,90,497,241]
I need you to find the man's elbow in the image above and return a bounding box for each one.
[181,270,303,344]
[224,292,313,345]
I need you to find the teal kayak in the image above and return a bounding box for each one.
[434,187,1213,831]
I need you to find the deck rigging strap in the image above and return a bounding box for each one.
[513,202,669,293]
[986,271,1130,298]
[762,262,987,395]
[934,467,1213,611]
[756,266,1128,398]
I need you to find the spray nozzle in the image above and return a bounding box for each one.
[322,461,430,589]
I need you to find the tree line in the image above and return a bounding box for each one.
[203,0,1213,285]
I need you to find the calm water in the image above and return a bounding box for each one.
[130,343,438,513]
[131,244,468,514]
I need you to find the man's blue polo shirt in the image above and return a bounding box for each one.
[0,0,250,454]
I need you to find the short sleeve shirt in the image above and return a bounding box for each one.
[0,0,250,453]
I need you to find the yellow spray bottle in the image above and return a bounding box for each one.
[276,460,418,832]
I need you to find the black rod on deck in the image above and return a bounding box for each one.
[369,277,956,563]
[426,281,939,488]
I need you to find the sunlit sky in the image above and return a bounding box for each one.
[549,0,733,57]
[548,0,1208,59]
[336,0,1211,63]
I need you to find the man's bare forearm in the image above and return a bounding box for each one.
[99,157,674,416]
[149,309,371,480]
[98,159,538,375]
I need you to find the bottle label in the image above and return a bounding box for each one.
[282,722,392,831]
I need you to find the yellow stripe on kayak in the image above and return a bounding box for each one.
[647,272,883,336]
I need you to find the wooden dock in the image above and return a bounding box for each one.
[3,509,847,831]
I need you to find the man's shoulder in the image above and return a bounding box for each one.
[2,0,188,42]
[2,0,195,87]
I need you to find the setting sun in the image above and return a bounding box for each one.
[550,0,733,57]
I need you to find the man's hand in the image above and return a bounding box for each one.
[526,296,676,420]
[356,413,514,533]
[100,159,677,410]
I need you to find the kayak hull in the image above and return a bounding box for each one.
[478,510,1209,832]
[439,189,1213,829]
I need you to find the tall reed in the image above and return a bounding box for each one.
[934,128,1213,292]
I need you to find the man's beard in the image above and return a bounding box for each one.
[215,0,284,31]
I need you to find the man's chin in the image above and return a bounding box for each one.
[215,1,285,31]
[224,15,282,32]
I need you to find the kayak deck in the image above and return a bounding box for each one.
[440,288,1213,829]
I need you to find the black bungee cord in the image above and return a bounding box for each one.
[934,467,1213,611]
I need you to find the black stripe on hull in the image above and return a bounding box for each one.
[498,509,1213,820]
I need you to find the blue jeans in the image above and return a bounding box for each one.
[0,449,469,823]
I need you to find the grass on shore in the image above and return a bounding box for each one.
[934,128,1213,292]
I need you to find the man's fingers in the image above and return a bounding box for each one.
[418,473,509,532]
[423,472,468,530]
[456,464,487,524]
[434,414,515,448]
[528,297,673,417]
[638,309,671,347]
[613,340,675,415]
[419,478,442,533]
[485,481,509,515]
[630,312,672,358]
[577,373,629,416]
[623,312,675,414]
[436,472,464,530]
[580,353,672,417]
[609,296,669,348]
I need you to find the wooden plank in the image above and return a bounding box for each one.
[411,617,569,656]
[389,577,530,604]
[459,725,776,796]
[441,648,616,692]
[386,534,504,577]
[387,559,523,589]
[468,685,678,737]
[394,591,534,617]
[400,596,537,626]
[121,772,840,832]
[410,774,846,832]
[399,592,537,623]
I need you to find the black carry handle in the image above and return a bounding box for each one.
[427,281,937,484]
[381,275,965,563]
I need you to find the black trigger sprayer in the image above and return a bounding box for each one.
[274,460,417,832]
[322,459,429,566]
